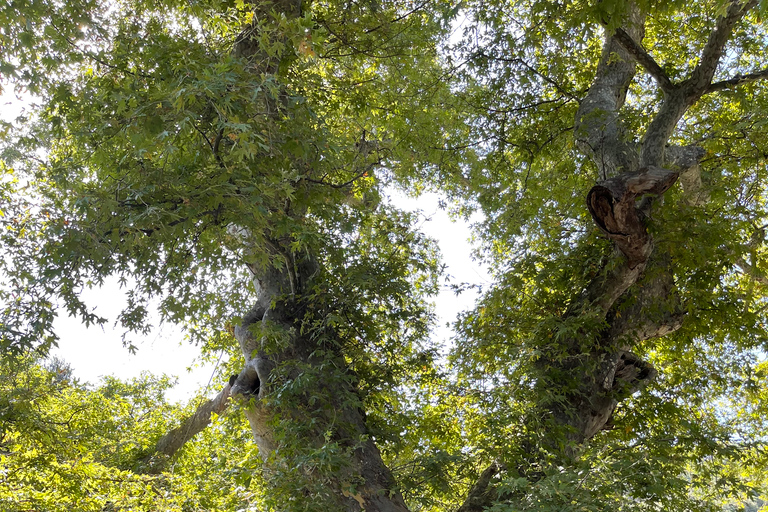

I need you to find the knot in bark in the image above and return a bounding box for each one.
[606,350,657,398]
[587,166,678,268]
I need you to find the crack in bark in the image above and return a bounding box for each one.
[144,2,762,509]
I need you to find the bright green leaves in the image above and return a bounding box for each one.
[8,0,768,510]
[0,354,165,511]
[0,352,264,511]
[3,8,453,510]
[441,1,768,509]
[1,0,458,352]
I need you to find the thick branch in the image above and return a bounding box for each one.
[612,27,673,92]
[641,1,757,168]
[736,257,768,285]
[575,7,645,178]
[665,145,706,168]
[606,264,686,345]
[666,145,708,205]
[145,382,233,467]
[686,0,758,94]
[456,463,500,512]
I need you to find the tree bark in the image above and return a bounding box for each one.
[224,5,411,510]
[529,0,758,462]
[141,381,233,471]
[233,257,409,512]
[458,2,760,509]
[130,2,415,508]
[143,2,767,511]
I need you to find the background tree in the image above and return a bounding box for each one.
[2,0,768,511]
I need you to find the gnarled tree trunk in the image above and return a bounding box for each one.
[458,2,758,509]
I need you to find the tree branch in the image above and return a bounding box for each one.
[707,67,768,93]
[665,145,709,205]
[641,1,757,168]
[684,0,758,95]
[612,27,673,92]
[606,261,686,345]
[481,53,579,101]
[456,462,500,512]
[735,256,768,285]
[587,166,679,268]
[574,7,645,178]
[142,381,233,470]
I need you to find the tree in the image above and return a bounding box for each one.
[2,0,768,511]
[0,353,262,511]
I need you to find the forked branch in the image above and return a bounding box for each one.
[641,0,757,167]
[612,27,673,92]
[684,0,758,94]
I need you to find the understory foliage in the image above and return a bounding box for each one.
[0,354,262,511]
[1,0,768,511]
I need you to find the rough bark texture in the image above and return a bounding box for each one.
[458,2,760,510]
[456,463,500,512]
[134,2,409,507]
[140,2,765,511]
[233,258,409,512]
[225,4,410,510]
[574,8,644,179]
[535,0,757,459]
[587,166,678,268]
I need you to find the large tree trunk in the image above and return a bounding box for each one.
[231,256,409,512]
[459,2,756,509]
[223,3,410,509]
[141,2,761,511]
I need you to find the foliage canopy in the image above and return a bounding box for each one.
[2,0,768,511]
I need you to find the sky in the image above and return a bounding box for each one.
[2,82,490,406]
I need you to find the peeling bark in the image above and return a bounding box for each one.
[458,3,750,508]
[143,2,768,511]
[541,0,760,463]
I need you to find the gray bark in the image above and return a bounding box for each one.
[459,2,761,510]
[142,2,768,511]
[233,256,410,512]
[539,0,759,460]
[138,2,414,509]
[227,7,412,502]
[140,381,233,471]
[574,8,644,179]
